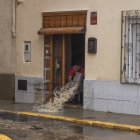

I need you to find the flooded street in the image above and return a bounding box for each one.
[0,112,140,140]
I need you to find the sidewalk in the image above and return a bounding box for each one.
[0,100,140,132]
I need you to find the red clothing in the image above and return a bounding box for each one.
[69,67,75,78]
[69,65,84,79]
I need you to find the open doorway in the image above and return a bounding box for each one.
[42,10,87,104]
[66,34,85,105]
[44,34,85,104]
[71,34,85,68]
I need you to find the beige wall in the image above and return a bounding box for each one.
[16,0,140,80]
[0,0,15,74]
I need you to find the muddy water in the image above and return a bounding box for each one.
[33,81,80,112]
[0,113,140,140]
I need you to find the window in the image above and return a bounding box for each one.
[121,10,140,84]
[24,41,31,62]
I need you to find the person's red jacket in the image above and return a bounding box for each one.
[69,65,84,81]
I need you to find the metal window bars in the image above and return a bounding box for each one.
[121,10,140,84]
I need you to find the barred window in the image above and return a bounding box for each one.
[121,10,140,84]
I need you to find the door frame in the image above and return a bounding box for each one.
[44,33,85,100]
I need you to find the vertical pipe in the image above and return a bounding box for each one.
[11,0,16,74]
[12,0,16,37]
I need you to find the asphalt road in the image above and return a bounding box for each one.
[0,114,140,140]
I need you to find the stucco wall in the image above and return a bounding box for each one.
[0,0,15,74]
[16,0,140,80]
[86,0,140,81]
[0,0,15,100]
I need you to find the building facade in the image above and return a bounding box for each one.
[0,0,15,100]
[11,0,140,115]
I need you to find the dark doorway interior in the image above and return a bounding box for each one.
[68,34,85,105]
[71,34,85,68]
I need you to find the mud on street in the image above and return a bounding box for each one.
[0,112,140,140]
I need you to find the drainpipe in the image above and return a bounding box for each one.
[12,0,16,37]
[11,0,16,102]
[11,0,16,74]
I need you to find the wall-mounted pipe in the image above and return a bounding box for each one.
[12,0,16,37]
[17,0,24,5]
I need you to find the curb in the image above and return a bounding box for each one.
[0,134,12,140]
[1,110,140,132]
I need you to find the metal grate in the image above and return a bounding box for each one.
[121,10,140,84]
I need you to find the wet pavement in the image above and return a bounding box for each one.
[0,112,140,140]
[1,100,140,127]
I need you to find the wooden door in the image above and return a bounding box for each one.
[52,35,63,90]
[44,35,71,99]
[44,35,53,99]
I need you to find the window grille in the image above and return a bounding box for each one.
[121,10,140,84]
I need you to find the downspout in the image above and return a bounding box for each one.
[11,0,16,74]
[12,0,16,37]
[11,0,16,102]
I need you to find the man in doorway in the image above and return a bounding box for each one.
[68,65,84,104]
[68,65,84,82]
